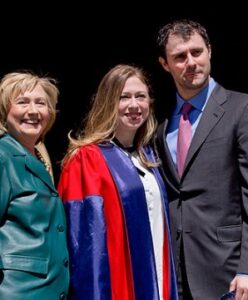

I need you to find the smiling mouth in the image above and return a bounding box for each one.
[126,112,141,117]
[22,119,40,125]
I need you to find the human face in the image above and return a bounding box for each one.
[7,84,50,152]
[116,76,150,145]
[159,32,211,99]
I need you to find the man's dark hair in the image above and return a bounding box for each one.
[157,19,210,60]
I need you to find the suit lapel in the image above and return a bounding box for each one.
[183,84,227,176]
[157,120,180,184]
[163,122,180,181]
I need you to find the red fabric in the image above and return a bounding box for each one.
[163,227,170,299]
[58,145,135,300]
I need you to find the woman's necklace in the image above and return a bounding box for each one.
[112,137,136,153]
[34,147,52,176]
[112,138,145,177]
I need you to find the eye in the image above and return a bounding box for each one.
[120,94,130,101]
[15,97,28,105]
[191,49,203,57]
[175,53,187,61]
[136,93,148,101]
[37,100,46,105]
[36,98,48,106]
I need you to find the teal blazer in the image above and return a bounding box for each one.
[0,134,69,300]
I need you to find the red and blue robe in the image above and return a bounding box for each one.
[58,143,178,300]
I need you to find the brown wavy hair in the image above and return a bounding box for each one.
[64,64,158,167]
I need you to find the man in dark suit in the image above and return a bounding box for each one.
[155,19,248,300]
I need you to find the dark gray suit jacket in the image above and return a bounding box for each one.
[156,84,248,300]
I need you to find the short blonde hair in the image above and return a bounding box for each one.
[0,71,59,141]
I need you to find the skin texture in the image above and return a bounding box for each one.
[7,85,49,154]
[115,76,150,146]
[159,32,211,100]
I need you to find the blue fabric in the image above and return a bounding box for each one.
[64,196,111,300]
[100,144,160,300]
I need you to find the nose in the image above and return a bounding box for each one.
[28,102,39,113]
[128,100,139,112]
[186,54,196,67]
[128,97,139,108]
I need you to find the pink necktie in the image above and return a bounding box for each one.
[177,103,192,177]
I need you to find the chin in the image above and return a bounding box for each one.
[129,123,143,129]
[22,131,42,139]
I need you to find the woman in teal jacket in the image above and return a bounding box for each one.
[0,72,69,300]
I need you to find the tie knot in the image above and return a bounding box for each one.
[182,102,192,115]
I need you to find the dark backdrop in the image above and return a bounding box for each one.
[1,4,247,183]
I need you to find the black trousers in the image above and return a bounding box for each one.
[177,243,193,300]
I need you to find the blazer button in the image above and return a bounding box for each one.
[63,258,69,268]
[57,224,65,232]
[59,292,66,299]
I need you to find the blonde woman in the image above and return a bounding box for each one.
[0,72,69,300]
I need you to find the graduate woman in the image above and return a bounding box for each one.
[58,64,178,300]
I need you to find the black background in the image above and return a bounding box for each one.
[2,3,247,183]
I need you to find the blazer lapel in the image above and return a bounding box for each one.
[4,134,56,192]
[183,84,227,176]
[25,155,57,192]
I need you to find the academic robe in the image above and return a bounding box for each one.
[58,143,178,300]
